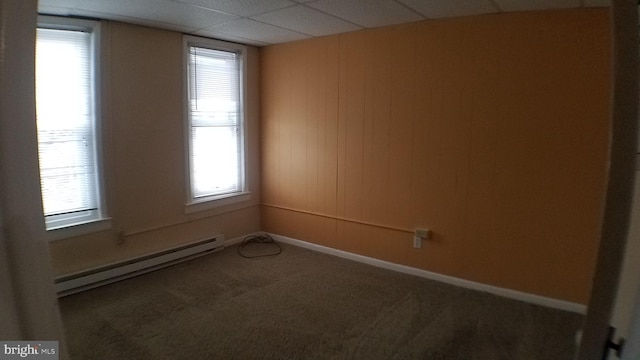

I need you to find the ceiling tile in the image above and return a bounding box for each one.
[39,5,75,16]
[251,5,361,36]
[190,29,269,46]
[38,0,81,10]
[38,0,85,16]
[173,0,296,17]
[398,0,499,19]
[583,0,610,6]
[307,0,424,27]
[75,0,238,29]
[492,0,580,12]
[72,8,199,33]
[201,18,310,44]
[40,0,593,48]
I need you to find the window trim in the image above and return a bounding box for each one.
[183,35,250,213]
[37,16,111,240]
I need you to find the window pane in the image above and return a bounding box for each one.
[191,126,241,197]
[189,47,238,121]
[37,124,97,215]
[188,44,244,200]
[36,27,100,228]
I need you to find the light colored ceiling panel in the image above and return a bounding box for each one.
[172,0,296,17]
[38,0,84,16]
[398,0,500,19]
[251,5,361,36]
[38,0,81,10]
[39,5,75,16]
[307,0,424,27]
[583,0,610,7]
[191,28,269,46]
[75,0,238,29]
[201,18,310,44]
[72,8,199,33]
[492,0,580,12]
[38,0,601,46]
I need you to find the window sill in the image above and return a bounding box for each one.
[185,192,251,214]
[46,218,112,242]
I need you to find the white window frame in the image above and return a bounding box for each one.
[36,16,111,240]
[183,35,250,213]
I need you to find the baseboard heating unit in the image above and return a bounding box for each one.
[55,234,225,297]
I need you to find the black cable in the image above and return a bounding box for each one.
[237,234,282,258]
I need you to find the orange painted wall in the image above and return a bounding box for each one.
[260,9,611,304]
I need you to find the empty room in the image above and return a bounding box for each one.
[1,0,639,359]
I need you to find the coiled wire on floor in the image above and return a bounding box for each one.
[237,234,282,258]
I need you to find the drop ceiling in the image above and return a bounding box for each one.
[39,0,611,47]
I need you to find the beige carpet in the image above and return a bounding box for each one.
[59,242,583,359]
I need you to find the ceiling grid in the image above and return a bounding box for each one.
[38,0,611,46]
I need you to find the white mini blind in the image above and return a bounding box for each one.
[188,46,243,199]
[36,27,100,228]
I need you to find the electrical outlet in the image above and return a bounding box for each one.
[413,235,422,249]
[414,228,431,240]
[413,228,431,249]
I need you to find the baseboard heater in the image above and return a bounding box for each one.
[55,234,225,297]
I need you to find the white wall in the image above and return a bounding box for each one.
[610,5,640,346]
[611,159,640,341]
[0,0,68,356]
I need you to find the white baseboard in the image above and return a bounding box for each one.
[266,232,587,314]
[56,234,225,297]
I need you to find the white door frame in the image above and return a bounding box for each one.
[613,169,640,358]
[0,0,68,356]
[577,0,639,358]
[622,284,640,359]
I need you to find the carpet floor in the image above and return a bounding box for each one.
[59,242,583,359]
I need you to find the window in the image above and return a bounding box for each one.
[36,17,108,233]
[184,36,249,210]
